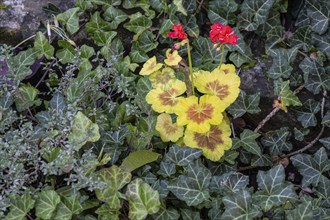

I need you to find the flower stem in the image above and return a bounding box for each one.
[186,41,195,96]
[219,44,225,68]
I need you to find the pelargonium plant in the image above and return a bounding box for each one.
[139,24,240,161]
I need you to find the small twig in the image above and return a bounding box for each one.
[254,85,305,132]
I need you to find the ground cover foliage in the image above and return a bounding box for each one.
[0,0,329,219]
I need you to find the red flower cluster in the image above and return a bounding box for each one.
[209,23,238,45]
[168,24,187,40]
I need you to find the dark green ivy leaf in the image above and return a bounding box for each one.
[319,137,330,150]
[210,172,249,195]
[124,12,152,40]
[103,6,128,29]
[168,161,211,206]
[312,31,330,59]
[286,198,313,219]
[222,190,260,219]
[233,129,261,156]
[321,110,330,126]
[207,0,238,24]
[54,195,83,220]
[299,57,330,94]
[267,47,298,79]
[6,192,35,220]
[154,206,180,220]
[34,32,54,59]
[294,127,310,141]
[295,99,320,128]
[254,165,297,211]
[290,26,312,51]
[261,127,292,155]
[35,190,61,219]
[227,90,261,118]
[57,7,80,34]
[291,147,330,187]
[164,145,203,166]
[305,0,329,35]
[85,12,111,33]
[229,29,253,67]
[181,208,201,220]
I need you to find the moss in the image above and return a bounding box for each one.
[0,4,7,10]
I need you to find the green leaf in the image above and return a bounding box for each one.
[35,190,61,219]
[227,90,261,118]
[181,208,201,220]
[132,31,158,53]
[210,173,249,195]
[154,206,180,220]
[15,83,41,112]
[254,165,297,211]
[257,7,282,36]
[49,93,66,113]
[34,32,54,59]
[286,199,313,220]
[124,13,152,40]
[6,192,35,220]
[100,38,124,62]
[158,161,176,177]
[321,110,330,126]
[95,203,120,220]
[312,31,330,60]
[305,0,329,35]
[295,99,320,128]
[126,178,161,220]
[129,50,149,63]
[278,80,302,109]
[208,0,238,24]
[91,31,117,47]
[80,45,94,59]
[294,128,310,141]
[56,40,75,64]
[168,161,211,206]
[222,190,260,219]
[229,29,253,67]
[159,19,175,37]
[291,147,330,187]
[238,0,276,31]
[290,26,312,51]
[233,129,261,156]
[164,145,203,166]
[267,47,298,79]
[103,6,128,29]
[191,37,221,67]
[68,111,100,150]
[120,150,161,172]
[54,195,83,220]
[57,7,80,34]
[85,12,111,33]
[314,175,330,208]
[261,127,292,155]
[8,48,39,81]
[75,0,94,11]
[319,137,330,150]
[299,57,330,94]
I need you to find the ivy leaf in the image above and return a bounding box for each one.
[314,175,330,208]
[103,6,128,29]
[34,32,54,59]
[238,0,275,31]
[154,206,180,220]
[54,195,83,220]
[6,192,35,220]
[305,0,329,35]
[210,172,249,195]
[126,178,161,220]
[57,7,80,34]
[312,32,330,59]
[294,128,310,141]
[277,80,302,110]
[168,161,211,206]
[208,0,238,24]
[181,15,199,38]
[8,48,39,81]
[290,26,312,51]
[68,111,100,150]
[222,190,260,219]
[95,203,120,220]
[261,127,292,155]
[100,38,124,62]
[319,137,330,150]
[191,37,221,67]
[257,7,281,36]
[254,165,296,211]
[132,31,158,53]
[267,47,298,79]
[181,208,201,220]
[291,147,330,187]
[299,57,330,94]
[295,99,320,128]
[35,190,61,219]
[164,145,203,166]
[124,12,152,40]
[85,12,111,33]
[158,161,176,177]
[321,110,330,126]
[227,90,261,118]
[91,31,117,47]
[56,40,75,64]
[14,83,41,112]
[159,19,175,37]
[233,129,262,156]
[229,29,253,67]
[286,199,313,219]
[120,150,160,172]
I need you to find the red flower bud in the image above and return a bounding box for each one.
[168,24,187,40]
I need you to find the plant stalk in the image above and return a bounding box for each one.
[186,41,195,96]
[219,44,225,68]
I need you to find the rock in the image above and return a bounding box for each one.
[0,0,75,45]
